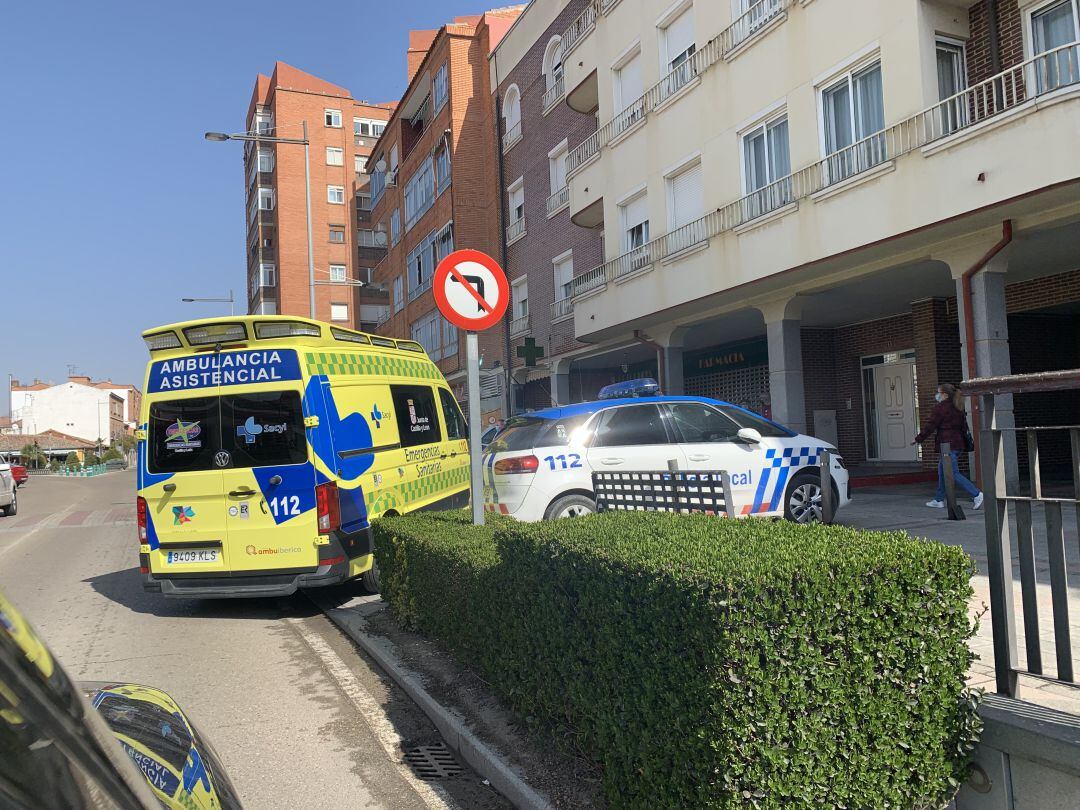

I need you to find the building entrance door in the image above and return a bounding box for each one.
[863,351,918,462]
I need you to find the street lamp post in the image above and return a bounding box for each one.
[205,124,316,319]
[181,291,235,315]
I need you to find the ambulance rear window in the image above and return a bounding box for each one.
[149,398,219,474]
[490,415,588,452]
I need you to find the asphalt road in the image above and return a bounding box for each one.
[0,471,508,810]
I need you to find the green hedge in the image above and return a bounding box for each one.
[373,511,979,808]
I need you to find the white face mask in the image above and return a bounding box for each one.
[935,392,947,403]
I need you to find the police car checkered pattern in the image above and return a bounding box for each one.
[744,446,826,515]
[766,447,822,468]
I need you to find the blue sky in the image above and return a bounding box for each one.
[0,0,474,397]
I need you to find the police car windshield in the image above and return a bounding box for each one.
[149,391,307,473]
[489,415,589,452]
[715,406,793,438]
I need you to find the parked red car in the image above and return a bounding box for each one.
[10,462,27,486]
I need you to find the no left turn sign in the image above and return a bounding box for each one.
[433,249,509,332]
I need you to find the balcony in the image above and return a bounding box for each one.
[571,41,1080,307]
[506,216,526,246]
[510,314,531,337]
[546,186,570,217]
[551,297,574,321]
[502,121,522,153]
[541,75,565,115]
[566,0,792,178]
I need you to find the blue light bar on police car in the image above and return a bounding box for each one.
[597,378,661,399]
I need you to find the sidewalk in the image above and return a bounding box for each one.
[839,485,1080,714]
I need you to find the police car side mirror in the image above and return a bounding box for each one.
[737,428,762,444]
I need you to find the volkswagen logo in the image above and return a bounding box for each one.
[213,451,231,468]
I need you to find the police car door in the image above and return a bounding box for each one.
[586,403,685,474]
[664,401,760,516]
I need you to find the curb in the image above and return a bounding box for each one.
[312,596,555,810]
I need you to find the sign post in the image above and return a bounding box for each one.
[433,249,510,525]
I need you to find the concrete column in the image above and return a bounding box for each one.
[759,299,807,435]
[550,358,571,407]
[662,345,685,395]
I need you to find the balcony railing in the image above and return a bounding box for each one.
[551,297,574,320]
[375,308,392,327]
[506,216,526,244]
[566,0,792,178]
[546,185,570,216]
[571,41,1080,300]
[563,2,597,56]
[510,314,531,337]
[502,122,522,153]
[408,277,433,302]
[541,75,565,112]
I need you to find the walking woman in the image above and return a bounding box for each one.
[914,383,983,510]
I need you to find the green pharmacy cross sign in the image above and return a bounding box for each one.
[516,337,545,367]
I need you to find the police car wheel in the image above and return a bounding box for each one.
[544,494,596,521]
[359,560,381,595]
[784,476,823,524]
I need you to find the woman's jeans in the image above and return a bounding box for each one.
[935,451,980,501]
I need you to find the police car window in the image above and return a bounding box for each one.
[715,406,793,438]
[391,386,443,447]
[149,398,220,473]
[438,388,468,441]
[221,391,308,468]
[592,405,672,447]
[667,403,741,443]
[490,415,587,452]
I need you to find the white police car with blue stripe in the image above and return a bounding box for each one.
[482,379,851,523]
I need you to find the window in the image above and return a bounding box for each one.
[393,276,404,312]
[411,311,442,359]
[592,405,672,447]
[330,303,349,322]
[223,391,308,469]
[543,36,564,89]
[548,141,568,195]
[715,405,792,438]
[329,226,346,243]
[553,252,574,302]
[407,231,435,296]
[370,159,386,205]
[435,143,451,195]
[512,277,529,319]
[355,118,370,137]
[741,114,791,217]
[508,180,525,223]
[405,157,435,229]
[614,49,643,114]
[442,317,458,356]
[355,155,367,174]
[358,229,376,247]
[373,122,385,136]
[390,144,399,171]
[254,112,273,135]
[258,187,275,210]
[433,62,449,113]
[257,148,274,173]
[357,192,372,211]
[259,262,276,287]
[390,209,401,246]
[325,109,342,127]
[667,403,741,443]
[1030,0,1079,92]
[391,385,443,447]
[149,397,220,474]
[327,185,345,204]
[661,6,696,76]
[439,388,468,440]
[935,39,967,134]
[356,266,374,284]
[326,147,344,166]
[620,193,649,252]
[435,220,454,261]
[667,159,704,231]
[503,85,521,138]
[329,265,347,282]
[821,60,885,183]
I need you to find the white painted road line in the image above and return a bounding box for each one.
[285,617,458,810]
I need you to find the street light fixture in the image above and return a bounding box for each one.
[204,124,316,319]
[181,291,235,315]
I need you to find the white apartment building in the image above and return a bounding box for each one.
[11,377,129,444]
[548,0,1080,476]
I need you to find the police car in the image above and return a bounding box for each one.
[482,379,850,523]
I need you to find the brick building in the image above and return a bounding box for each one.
[490,0,605,411]
[494,0,1080,482]
[368,8,523,418]
[243,63,394,330]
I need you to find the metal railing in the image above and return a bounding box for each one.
[375,307,392,327]
[562,1,598,56]
[546,185,570,216]
[551,297,574,320]
[502,121,522,153]
[408,277,432,302]
[962,369,1080,698]
[541,75,565,112]
[571,41,1080,300]
[566,0,792,177]
[506,216,526,244]
[510,314,531,337]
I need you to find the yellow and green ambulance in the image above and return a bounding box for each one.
[137,316,470,598]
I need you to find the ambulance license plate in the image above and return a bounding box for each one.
[165,549,219,565]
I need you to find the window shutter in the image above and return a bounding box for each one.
[617,54,642,111]
[671,163,703,229]
[664,10,695,66]
[623,194,649,231]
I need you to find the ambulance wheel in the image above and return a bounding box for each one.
[784,473,837,525]
[544,493,595,520]
[3,489,16,517]
[359,560,381,595]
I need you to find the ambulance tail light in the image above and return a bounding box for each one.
[494,455,540,475]
[316,482,340,534]
[136,496,148,543]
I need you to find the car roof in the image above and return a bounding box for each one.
[520,395,793,433]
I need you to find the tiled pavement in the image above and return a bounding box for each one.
[0,505,133,533]
[840,485,1080,714]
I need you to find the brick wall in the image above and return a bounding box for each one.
[967,0,1024,86]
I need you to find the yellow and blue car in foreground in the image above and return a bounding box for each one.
[137,316,470,598]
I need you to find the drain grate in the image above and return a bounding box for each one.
[403,742,463,780]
